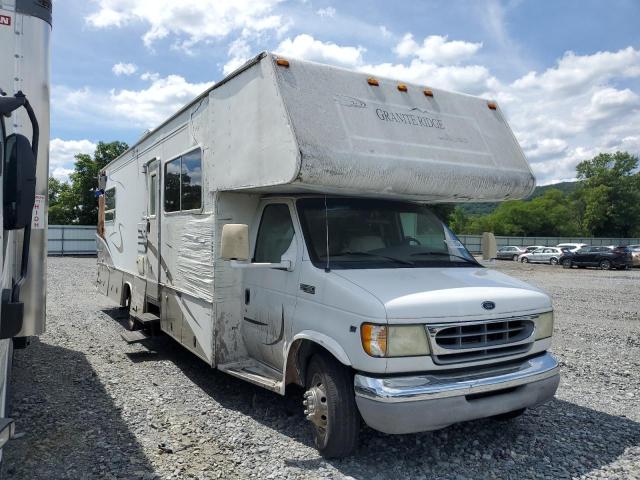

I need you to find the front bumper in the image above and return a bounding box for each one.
[354,352,559,434]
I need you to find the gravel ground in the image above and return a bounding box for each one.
[2,256,639,479]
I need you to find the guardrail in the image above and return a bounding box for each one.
[457,235,640,254]
[48,225,97,255]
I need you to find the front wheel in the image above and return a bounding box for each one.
[600,259,612,270]
[512,254,519,261]
[304,353,360,458]
[562,259,572,268]
[550,257,558,265]
[521,257,529,263]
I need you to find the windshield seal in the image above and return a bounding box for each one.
[296,197,480,270]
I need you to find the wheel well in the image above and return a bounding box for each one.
[285,339,348,387]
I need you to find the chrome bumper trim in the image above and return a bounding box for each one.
[354,352,559,403]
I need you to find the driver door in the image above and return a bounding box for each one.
[242,202,301,371]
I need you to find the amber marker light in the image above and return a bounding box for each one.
[488,101,498,110]
[367,77,379,86]
[276,58,290,67]
[361,324,387,357]
[423,88,434,97]
[397,83,408,92]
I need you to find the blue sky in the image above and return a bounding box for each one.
[50,0,640,184]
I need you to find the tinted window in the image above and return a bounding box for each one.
[104,187,116,222]
[181,150,202,210]
[254,205,294,263]
[149,173,157,216]
[164,158,181,212]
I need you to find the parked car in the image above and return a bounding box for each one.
[524,245,545,253]
[629,245,640,267]
[496,245,527,261]
[555,242,588,253]
[559,245,633,270]
[519,247,565,265]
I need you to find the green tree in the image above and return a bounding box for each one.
[448,206,470,234]
[69,141,128,225]
[47,141,128,225]
[47,177,75,224]
[573,151,640,237]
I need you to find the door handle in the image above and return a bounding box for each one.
[245,289,250,305]
[146,219,151,233]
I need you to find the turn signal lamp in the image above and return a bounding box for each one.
[361,324,387,357]
[488,101,498,110]
[397,83,408,92]
[367,77,379,86]
[276,58,290,67]
[361,324,430,357]
[423,88,434,97]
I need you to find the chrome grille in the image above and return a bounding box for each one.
[428,317,535,365]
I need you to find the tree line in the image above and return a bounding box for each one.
[49,144,640,239]
[448,152,640,238]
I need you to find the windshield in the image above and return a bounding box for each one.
[296,198,479,269]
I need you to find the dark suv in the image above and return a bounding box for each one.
[559,246,633,270]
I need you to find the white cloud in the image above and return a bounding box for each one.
[53,74,213,130]
[86,0,286,50]
[112,62,137,76]
[394,34,482,64]
[223,38,252,76]
[50,138,97,182]
[276,34,365,68]
[316,7,336,18]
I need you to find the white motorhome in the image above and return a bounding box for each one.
[97,52,559,458]
[0,0,51,456]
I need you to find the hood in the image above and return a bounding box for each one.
[333,267,551,320]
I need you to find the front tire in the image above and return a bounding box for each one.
[304,353,360,458]
[521,257,529,263]
[562,259,572,268]
[512,254,519,261]
[600,259,612,270]
[550,257,558,265]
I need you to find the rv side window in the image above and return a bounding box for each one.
[149,173,157,216]
[181,149,202,210]
[164,158,181,212]
[254,204,295,263]
[104,187,116,222]
[163,149,202,213]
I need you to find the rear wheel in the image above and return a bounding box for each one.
[550,257,558,265]
[521,257,529,263]
[304,353,359,458]
[512,254,519,261]
[562,258,572,268]
[600,259,612,270]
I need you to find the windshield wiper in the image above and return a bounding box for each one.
[334,251,415,266]
[410,251,478,264]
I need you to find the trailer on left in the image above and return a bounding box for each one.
[0,0,52,460]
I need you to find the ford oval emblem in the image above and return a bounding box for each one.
[482,301,495,310]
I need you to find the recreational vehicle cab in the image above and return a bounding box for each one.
[97,52,560,458]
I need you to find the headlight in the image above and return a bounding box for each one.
[535,311,554,340]
[361,324,430,357]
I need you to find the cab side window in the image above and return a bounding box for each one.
[254,204,294,263]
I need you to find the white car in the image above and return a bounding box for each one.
[519,247,565,265]
[556,243,587,253]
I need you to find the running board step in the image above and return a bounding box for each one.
[218,360,283,394]
[134,312,160,326]
[121,329,152,344]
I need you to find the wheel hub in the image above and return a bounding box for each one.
[303,382,328,430]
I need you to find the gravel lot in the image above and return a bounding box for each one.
[2,257,639,479]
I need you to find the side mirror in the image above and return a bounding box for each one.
[3,134,37,230]
[221,224,250,261]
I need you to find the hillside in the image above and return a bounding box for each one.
[458,181,579,215]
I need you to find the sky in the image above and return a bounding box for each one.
[50,0,640,185]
